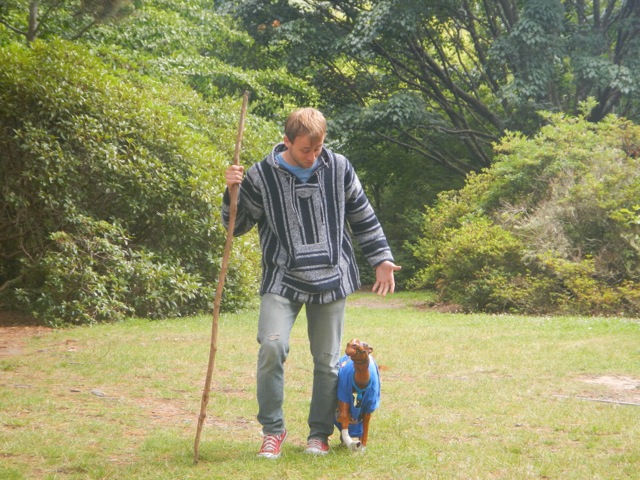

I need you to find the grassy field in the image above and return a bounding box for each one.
[1,292,639,479]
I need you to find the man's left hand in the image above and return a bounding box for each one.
[372,261,402,296]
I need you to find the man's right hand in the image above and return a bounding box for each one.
[225,165,245,188]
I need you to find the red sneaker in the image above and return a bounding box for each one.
[305,437,329,455]
[257,430,288,459]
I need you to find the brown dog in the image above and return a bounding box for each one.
[335,338,380,452]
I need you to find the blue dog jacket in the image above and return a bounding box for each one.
[335,354,381,438]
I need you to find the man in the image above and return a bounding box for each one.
[222,108,400,458]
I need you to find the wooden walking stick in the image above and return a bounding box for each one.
[194,91,250,463]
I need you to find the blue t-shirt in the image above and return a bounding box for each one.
[334,354,381,437]
[276,153,319,183]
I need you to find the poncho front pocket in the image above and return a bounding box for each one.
[281,267,341,294]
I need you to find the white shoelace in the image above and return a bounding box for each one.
[261,434,281,453]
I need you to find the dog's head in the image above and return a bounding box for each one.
[345,338,373,360]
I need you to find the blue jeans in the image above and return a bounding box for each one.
[256,293,346,441]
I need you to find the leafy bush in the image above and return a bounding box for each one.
[1,39,273,325]
[15,217,136,327]
[410,103,640,316]
[13,215,208,326]
[410,215,526,311]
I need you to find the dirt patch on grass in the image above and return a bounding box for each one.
[349,292,406,309]
[351,288,463,312]
[417,302,466,313]
[575,375,640,405]
[0,311,52,358]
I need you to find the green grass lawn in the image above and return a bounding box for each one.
[1,292,639,479]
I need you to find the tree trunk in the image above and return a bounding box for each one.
[27,1,39,43]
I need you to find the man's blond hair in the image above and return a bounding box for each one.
[284,108,326,144]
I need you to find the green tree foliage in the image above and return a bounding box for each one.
[230,0,640,175]
[1,0,318,117]
[0,39,278,325]
[410,103,640,315]
[82,0,317,119]
[0,0,132,43]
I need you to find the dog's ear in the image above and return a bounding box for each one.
[361,341,373,354]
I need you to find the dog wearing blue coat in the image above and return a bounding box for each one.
[335,338,380,452]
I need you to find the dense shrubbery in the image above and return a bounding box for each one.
[410,104,640,316]
[3,1,640,323]
[0,39,272,325]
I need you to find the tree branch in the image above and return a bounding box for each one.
[69,18,99,41]
[0,18,27,36]
[0,274,24,292]
[375,129,472,177]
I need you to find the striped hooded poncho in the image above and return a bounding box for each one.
[222,143,394,304]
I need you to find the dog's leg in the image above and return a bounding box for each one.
[338,401,361,451]
[360,413,372,451]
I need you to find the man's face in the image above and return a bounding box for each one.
[283,134,324,169]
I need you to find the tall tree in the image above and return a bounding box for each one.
[83,0,316,118]
[230,0,640,176]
